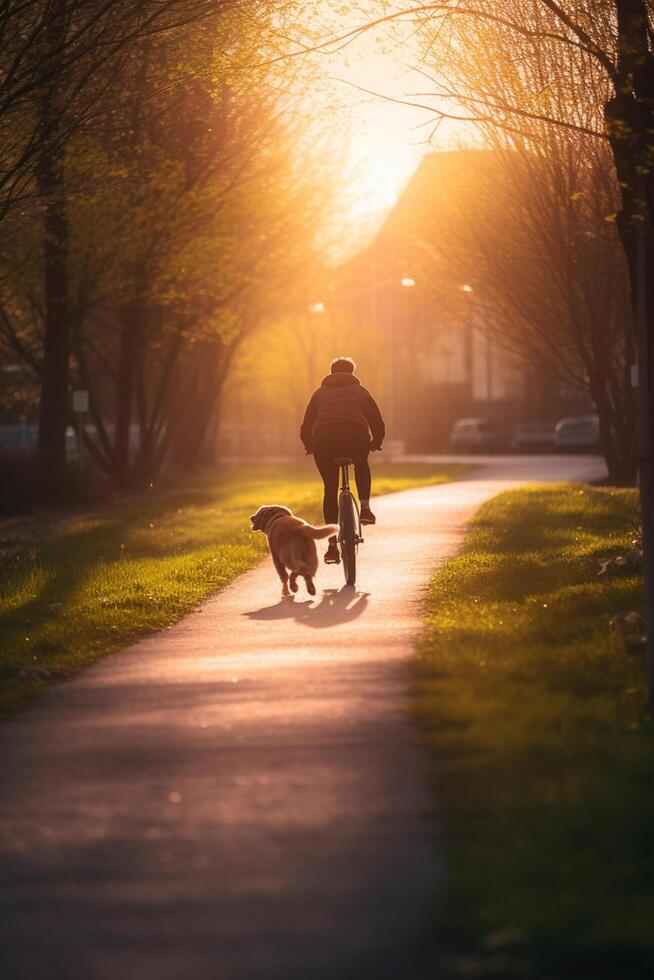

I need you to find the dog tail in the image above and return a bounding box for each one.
[298,523,338,540]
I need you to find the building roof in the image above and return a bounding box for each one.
[376,148,499,247]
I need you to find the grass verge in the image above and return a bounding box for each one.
[416,483,653,979]
[0,459,464,716]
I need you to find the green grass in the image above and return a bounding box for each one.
[416,484,653,979]
[0,459,465,715]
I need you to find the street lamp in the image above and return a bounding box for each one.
[309,301,325,314]
[386,275,417,446]
[460,283,492,404]
[460,284,475,398]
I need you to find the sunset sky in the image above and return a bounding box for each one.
[295,5,473,243]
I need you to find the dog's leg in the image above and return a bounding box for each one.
[289,572,299,593]
[304,576,316,596]
[271,552,290,597]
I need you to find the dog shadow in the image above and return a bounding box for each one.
[244,587,370,629]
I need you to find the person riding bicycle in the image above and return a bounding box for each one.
[300,356,385,564]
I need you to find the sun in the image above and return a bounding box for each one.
[294,6,472,245]
[317,23,435,229]
[346,115,423,223]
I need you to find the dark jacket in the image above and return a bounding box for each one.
[300,373,385,451]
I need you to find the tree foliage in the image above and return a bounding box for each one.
[0,0,337,491]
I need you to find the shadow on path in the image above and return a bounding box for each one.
[244,587,369,628]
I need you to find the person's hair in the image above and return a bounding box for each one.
[330,356,355,374]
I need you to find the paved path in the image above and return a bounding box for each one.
[0,456,605,980]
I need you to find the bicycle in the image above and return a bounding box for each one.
[335,457,363,587]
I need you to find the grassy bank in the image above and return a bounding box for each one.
[0,460,464,716]
[416,484,652,979]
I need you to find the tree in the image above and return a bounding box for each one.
[0,1,232,483]
[291,0,654,695]
[1,2,337,489]
[0,1,221,213]
[405,143,636,479]
[415,0,654,691]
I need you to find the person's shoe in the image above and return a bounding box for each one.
[360,505,376,525]
[324,537,341,564]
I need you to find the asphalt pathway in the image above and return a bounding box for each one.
[0,456,605,980]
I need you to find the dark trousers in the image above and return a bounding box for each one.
[313,436,371,524]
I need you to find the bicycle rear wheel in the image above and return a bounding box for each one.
[338,490,357,587]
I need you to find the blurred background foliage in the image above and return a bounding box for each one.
[0,1,344,502]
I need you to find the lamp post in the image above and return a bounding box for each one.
[461,284,474,403]
[386,275,416,445]
[305,301,326,410]
[461,283,493,406]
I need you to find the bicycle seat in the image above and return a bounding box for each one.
[334,456,353,465]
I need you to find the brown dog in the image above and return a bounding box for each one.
[250,505,337,597]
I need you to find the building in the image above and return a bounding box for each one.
[335,150,590,452]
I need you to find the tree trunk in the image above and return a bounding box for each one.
[203,397,223,465]
[594,391,620,482]
[114,304,140,489]
[175,350,219,468]
[36,147,69,485]
[174,341,239,469]
[592,380,636,484]
[132,332,183,485]
[606,0,654,696]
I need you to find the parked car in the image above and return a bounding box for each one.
[510,421,555,453]
[449,417,504,454]
[554,414,600,452]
